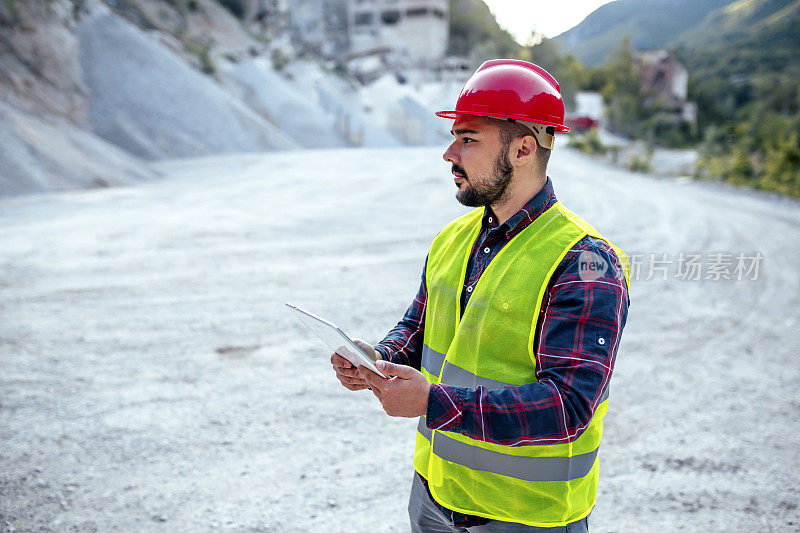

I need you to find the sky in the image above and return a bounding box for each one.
[482,0,617,42]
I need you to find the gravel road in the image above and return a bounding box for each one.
[1,146,798,531]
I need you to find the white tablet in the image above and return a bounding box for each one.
[285,302,388,379]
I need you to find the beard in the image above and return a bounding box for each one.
[454,148,514,208]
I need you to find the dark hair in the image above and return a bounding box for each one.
[487,117,551,169]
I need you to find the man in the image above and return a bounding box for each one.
[331,59,631,532]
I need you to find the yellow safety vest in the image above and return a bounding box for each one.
[414,201,630,527]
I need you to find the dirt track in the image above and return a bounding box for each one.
[1,147,799,531]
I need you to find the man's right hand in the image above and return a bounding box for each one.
[330,339,379,391]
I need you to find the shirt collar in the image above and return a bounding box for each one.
[483,176,558,239]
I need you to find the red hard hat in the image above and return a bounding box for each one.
[436,59,570,133]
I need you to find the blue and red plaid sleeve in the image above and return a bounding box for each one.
[426,237,630,445]
[374,256,428,371]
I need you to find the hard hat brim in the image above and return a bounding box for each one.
[435,110,571,134]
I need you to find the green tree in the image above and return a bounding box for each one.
[448,0,520,60]
[598,38,643,137]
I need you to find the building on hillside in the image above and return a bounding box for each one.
[634,50,697,124]
[347,0,449,72]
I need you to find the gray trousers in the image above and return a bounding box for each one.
[408,473,590,533]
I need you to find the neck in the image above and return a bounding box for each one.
[490,173,547,225]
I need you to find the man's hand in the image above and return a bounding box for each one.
[359,360,431,417]
[330,339,379,391]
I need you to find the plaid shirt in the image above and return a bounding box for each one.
[374,177,630,527]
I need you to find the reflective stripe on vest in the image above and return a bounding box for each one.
[423,344,510,390]
[416,415,598,482]
[422,344,609,402]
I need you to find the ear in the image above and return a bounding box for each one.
[509,135,537,167]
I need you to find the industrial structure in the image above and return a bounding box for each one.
[635,50,697,124]
[347,0,449,64]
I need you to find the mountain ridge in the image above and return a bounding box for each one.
[553,0,733,65]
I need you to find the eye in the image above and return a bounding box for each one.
[463,137,475,144]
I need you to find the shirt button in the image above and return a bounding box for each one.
[488,217,493,223]
[483,247,490,254]
[598,337,606,345]
[466,286,473,293]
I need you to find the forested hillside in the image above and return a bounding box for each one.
[680,0,800,197]
[546,0,800,198]
[554,0,730,65]
[448,0,520,62]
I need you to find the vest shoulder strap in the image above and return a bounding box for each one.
[433,208,482,239]
[553,202,603,237]
[554,202,631,288]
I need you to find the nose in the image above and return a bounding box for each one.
[443,141,459,164]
